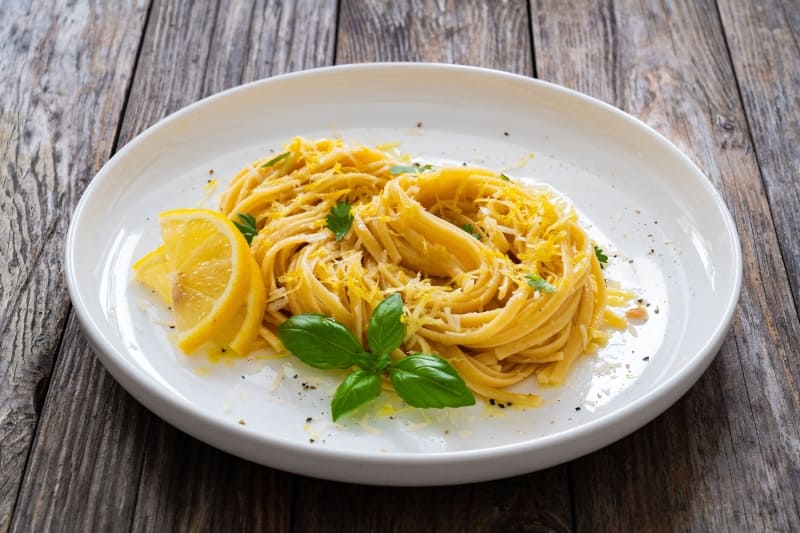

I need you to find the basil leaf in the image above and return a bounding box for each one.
[331,370,382,421]
[352,351,378,370]
[367,293,405,357]
[277,314,362,369]
[388,354,475,408]
[375,352,392,372]
[351,351,392,372]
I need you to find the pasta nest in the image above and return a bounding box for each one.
[221,138,612,404]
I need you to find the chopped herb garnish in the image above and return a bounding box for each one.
[326,200,354,241]
[460,223,481,240]
[277,293,475,421]
[261,151,290,168]
[389,164,432,176]
[500,173,511,181]
[233,213,257,245]
[525,274,556,293]
[594,245,608,267]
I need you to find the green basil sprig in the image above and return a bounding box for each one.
[277,293,476,421]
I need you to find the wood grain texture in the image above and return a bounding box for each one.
[11,0,336,531]
[9,0,800,530]
[337,0,533,75]
[9,315,154,532]
[718,0,800,317]
[531,0,800,530]
[293,468,571,533]
[117,0,337,144]
[0,1,149,530]
[130,427,294,532]
[287,2,571,532]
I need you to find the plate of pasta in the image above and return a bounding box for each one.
[65,64,741,485]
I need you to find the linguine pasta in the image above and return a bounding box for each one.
[221,137,622,405]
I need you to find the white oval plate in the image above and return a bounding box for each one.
[66,64,741,486]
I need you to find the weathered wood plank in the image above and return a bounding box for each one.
[531,0,800,530]
[293,467,571,533]
[17,0,799,530]
[130,426,294,532]
[336,0,533,75]
[117,0,338,144]
[11,0,337,531]
[9,315,154,532]
[292,468,571,533]
[718,1,800,322]
[0,1,149,530]
[290,2,571,532]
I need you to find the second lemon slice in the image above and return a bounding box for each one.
[132,245,172,306]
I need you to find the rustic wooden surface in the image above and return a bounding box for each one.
[2,0,798,531]
[0,1,150,530]
[532,0,800,530]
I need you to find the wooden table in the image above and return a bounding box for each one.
[3,0,799,530]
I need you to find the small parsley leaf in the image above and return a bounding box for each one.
[233,213,257,245]
[389,164,432,176]
[327,200,354,241]
[460,223,481,240]
[525,274,556,293]
[594,245,608,267]
[500,173,511,181]
[261,151,290,168]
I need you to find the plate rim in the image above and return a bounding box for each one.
[65,62,743,485]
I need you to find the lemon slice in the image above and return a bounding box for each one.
[215,256,267,355]
[158,208,251,353]
[132,245,172,305]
